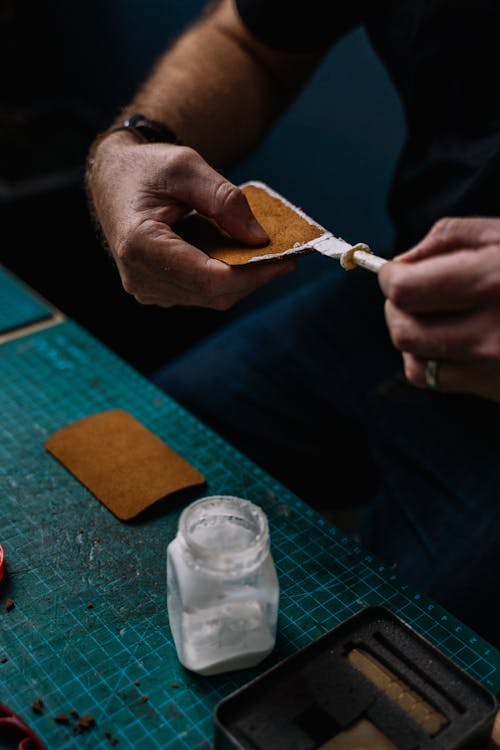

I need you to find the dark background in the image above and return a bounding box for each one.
[1,0,405,376]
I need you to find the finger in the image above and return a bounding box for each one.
[402,352,492,395]
[157,146,269,245]
[385,299,479,362]
[195,259,298,310]
[118,220,295,307]
[395,216,500,262]
[379,250,485,314]
[131,259,297,309]
[203,256,297,307]
[151,233,295,298]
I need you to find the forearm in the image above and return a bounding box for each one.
[83,0,314,310]
[109,0,321,168]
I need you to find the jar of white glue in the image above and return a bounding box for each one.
[166,495,279,676]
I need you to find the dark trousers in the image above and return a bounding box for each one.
[153,267,500,647]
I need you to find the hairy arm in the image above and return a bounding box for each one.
[107,0,324,166]
[85,0,325,309]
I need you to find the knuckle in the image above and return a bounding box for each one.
[164,145,198,176]
[117,248,146,298]
[403,356,421,386]
[430,216,459,239]
[151,145,199,187]
[391,281,407,308]
[210,182,243,219]
[384,274,409,307]
[115,235,141,266]
[390,324,411,352]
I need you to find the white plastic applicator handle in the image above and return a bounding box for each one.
[340,243,388,273]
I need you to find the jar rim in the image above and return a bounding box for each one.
[178,495,269,571]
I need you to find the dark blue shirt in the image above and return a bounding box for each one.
[235,0,500,250]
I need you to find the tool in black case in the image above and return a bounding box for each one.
[214,606,497,750]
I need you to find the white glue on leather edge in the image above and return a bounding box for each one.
[240,181,387,273]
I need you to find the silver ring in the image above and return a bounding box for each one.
[425,359,439,390]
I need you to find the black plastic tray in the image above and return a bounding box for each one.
[214,606,497,750]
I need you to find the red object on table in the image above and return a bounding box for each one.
[0,703,47,750]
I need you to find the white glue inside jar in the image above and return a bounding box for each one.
[166,495,280,676]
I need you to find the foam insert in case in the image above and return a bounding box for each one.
[214,606,497,750]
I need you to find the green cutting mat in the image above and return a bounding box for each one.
[0,265,54,334]
[1,320,499,750]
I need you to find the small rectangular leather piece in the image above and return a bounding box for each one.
[176,182,325,265]
[45,409,206,520]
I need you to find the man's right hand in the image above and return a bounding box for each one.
[86,133,295,309]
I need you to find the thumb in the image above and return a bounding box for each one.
[168,151,269,245]
[203,179,269,246]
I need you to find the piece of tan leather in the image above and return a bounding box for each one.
[45,409,206,520]
[176,182,324,265]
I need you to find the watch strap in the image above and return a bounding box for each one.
[107,113,182,145]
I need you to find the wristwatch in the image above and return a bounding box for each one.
[106,113,182,145]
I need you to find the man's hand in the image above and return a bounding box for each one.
[378,217,500,402]
[86,133,294,309]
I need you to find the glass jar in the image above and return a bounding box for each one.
[166,495,280,676]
